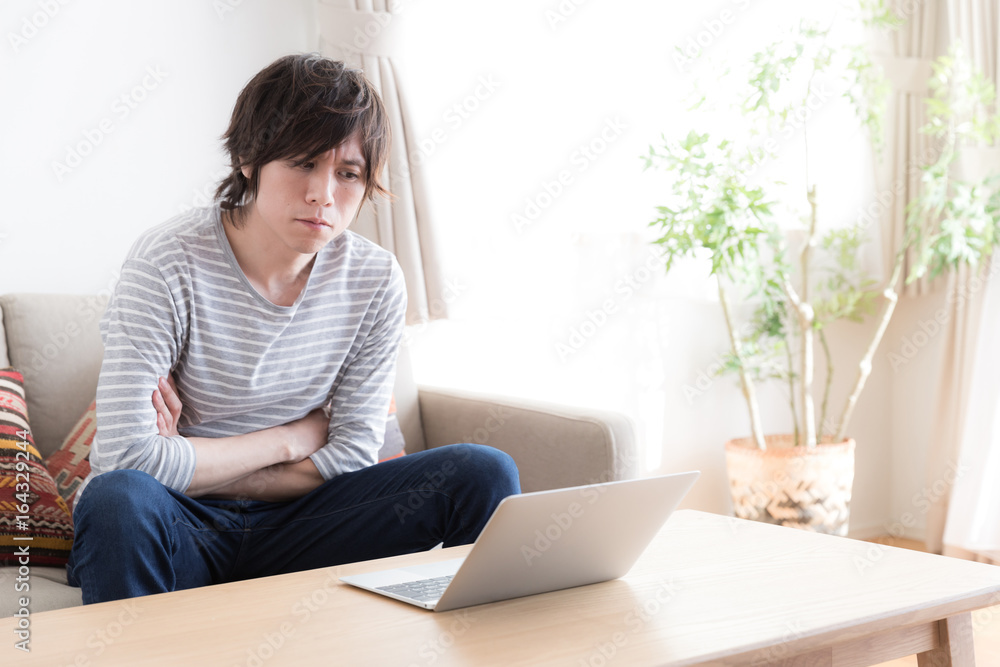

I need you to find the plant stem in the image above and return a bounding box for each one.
[796,17,827,446]
[785,302,800,445]
[781,276,816,447]
[797,185,820,447]
[718,278,767,450]
[835,254,904,442]
[818,328,833,441]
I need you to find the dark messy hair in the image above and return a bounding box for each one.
[214,53,391,228]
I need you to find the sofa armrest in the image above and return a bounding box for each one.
[417,386,639,493]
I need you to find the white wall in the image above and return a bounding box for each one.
[1,0,316,295]
[2,0,920,538]
[884,289,953,540]
[396,0,895,535]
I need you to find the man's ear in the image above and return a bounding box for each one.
[240,163,252,180]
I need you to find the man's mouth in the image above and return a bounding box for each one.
[297,217,329,229]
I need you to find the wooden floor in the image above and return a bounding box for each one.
[866,536,1000,666]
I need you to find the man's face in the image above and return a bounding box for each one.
[243,132,367,255]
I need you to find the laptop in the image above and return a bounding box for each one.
[339,470,700,612]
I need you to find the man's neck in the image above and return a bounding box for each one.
[222,208,316,306]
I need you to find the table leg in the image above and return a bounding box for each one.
[917,613,975,667]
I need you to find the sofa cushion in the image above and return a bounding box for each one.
[0,566,81,617]
[44,399,96,508]
[0,294,107,459]
[0,368,74,566]
[0,293,427,458]
[393,343,424,452]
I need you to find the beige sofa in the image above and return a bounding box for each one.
[0,293,638,616]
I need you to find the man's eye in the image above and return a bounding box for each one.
[298,162,315,170]
[341,171,360,180]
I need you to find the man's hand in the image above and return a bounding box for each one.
[201,459,326,502]
[152,372,329,463]
[152,371,331,499]
[282,407,331,462]
[153,374,182,437]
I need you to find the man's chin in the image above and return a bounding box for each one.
[298,231,342,254]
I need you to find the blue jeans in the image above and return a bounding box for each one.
[66,444,520,604]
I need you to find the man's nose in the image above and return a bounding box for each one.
[307,171,335,206]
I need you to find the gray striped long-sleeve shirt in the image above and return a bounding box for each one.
[76,204,406,507]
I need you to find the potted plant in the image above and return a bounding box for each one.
[645,5,1000,535]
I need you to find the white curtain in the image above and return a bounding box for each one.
[875,0,940,297]
[923,0,1000,555]
[943,255,1000,562]
[316,0,448,325]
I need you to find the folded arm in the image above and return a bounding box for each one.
[197,459,325,502]
[95,259,329,501]
[308,261,407,480]
[181,258,406,498]
[102,253,405,503]
[153,375,327,500]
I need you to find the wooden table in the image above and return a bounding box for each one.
[4,510,1000,666]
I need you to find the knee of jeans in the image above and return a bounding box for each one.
[450,444,521,496]
[76,469,164,520]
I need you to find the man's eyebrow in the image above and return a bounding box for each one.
[341,157,366,168]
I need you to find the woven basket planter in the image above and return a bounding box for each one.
[724,435,856,536]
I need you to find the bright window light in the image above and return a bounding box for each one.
[397,0,883,476]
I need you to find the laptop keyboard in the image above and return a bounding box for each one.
[376,575,455,602]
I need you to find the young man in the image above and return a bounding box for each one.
[66,54,520,604]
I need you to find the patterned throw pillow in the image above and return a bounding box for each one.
[0,368,75,566]
[43,399,95,507]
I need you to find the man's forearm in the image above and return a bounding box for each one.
[182,406,329,498]
[199,459,326,502]
[185,426,295,497]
